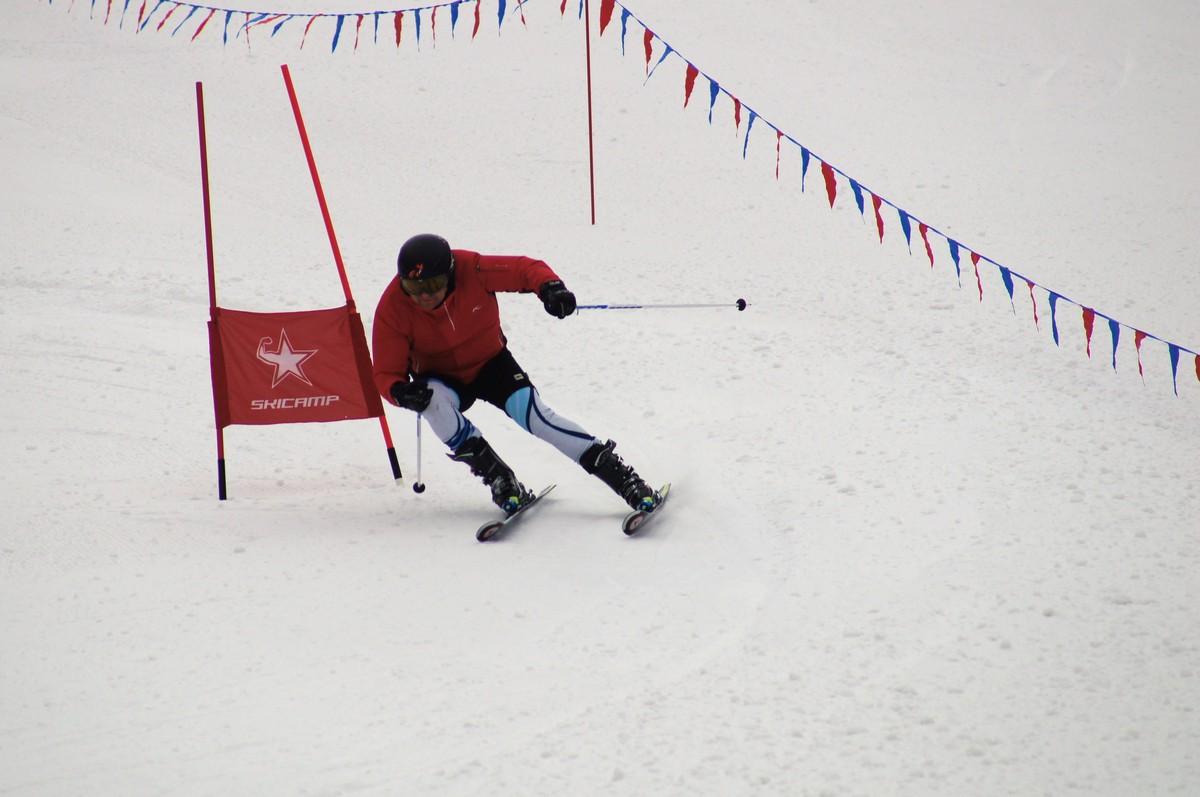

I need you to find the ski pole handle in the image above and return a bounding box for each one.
[576,298,748,312]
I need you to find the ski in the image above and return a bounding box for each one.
[622,482,671,536]
[476,484,556,542]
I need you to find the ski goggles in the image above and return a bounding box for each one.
[401,273,449,296]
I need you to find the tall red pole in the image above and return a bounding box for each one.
[279,64,356,306]
[197,83,217,313]
[279,65,402,482]
[584,0,597,225]
[196,81,227,500]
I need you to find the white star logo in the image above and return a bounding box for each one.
[256,329,317,388]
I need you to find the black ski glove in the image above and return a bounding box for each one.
[538,280,577,319]
[389,379,433,412]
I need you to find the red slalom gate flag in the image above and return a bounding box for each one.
[210,305,382,428]
[196,73,402,501]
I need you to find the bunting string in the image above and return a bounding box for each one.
[46,0,1197,395]
[582,0,1198,397]
[44,0,532,51]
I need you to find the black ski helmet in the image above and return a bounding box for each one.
[397,233,453,282]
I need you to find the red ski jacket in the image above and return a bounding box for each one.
[371,249,559,399]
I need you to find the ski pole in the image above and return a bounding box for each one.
[576,298,748,312]
[413,413,426,494]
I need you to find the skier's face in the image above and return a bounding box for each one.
[408,285,447,311]
[402,272,450,311]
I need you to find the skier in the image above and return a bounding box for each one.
[371,233,661,516]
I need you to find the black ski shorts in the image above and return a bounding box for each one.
[425,348,532,413]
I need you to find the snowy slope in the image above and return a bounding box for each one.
[2,1,1197,795]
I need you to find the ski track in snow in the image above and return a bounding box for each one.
[2,1,1198,795]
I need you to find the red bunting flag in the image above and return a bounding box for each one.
[354,14,364,50]
[967,252,982,301]
[775,131,782,180]
[155,4,178,32]
[966,252,981,301]
[643,28,654,73]
[599,0,616,35]
[560,0,568,14]
[431,7,437,44]
[105,0,112,25]
[301,15,319,48]
[1082,307,1096,357]
[919,223,934,268]
[394,11,403,46]
[871,193,884,242]
[1026,280,1040,329]
[821,162,837,207]
[1195,354,1200,383]
[1134,330,1147,381]
[191,9,216,41]
[683,63,699,107]
[733,97,742,131]
[136,0,147,32]
[473,0,481,38]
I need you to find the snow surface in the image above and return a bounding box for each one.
[2,1,1198,794]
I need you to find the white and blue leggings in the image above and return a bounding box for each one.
[422,378,598,463]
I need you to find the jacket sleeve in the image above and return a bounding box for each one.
[371,281,411,401]
[467,250,560,294]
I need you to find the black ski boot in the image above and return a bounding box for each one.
[450,436,533,515]
[580,439,659,512]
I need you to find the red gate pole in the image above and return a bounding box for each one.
[279,64,355,304]
[196,81,228,500]
[584,0,597,225]
[279,64,402,482]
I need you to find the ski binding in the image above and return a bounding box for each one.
[476,484,556,542]
[622,482,671,536]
